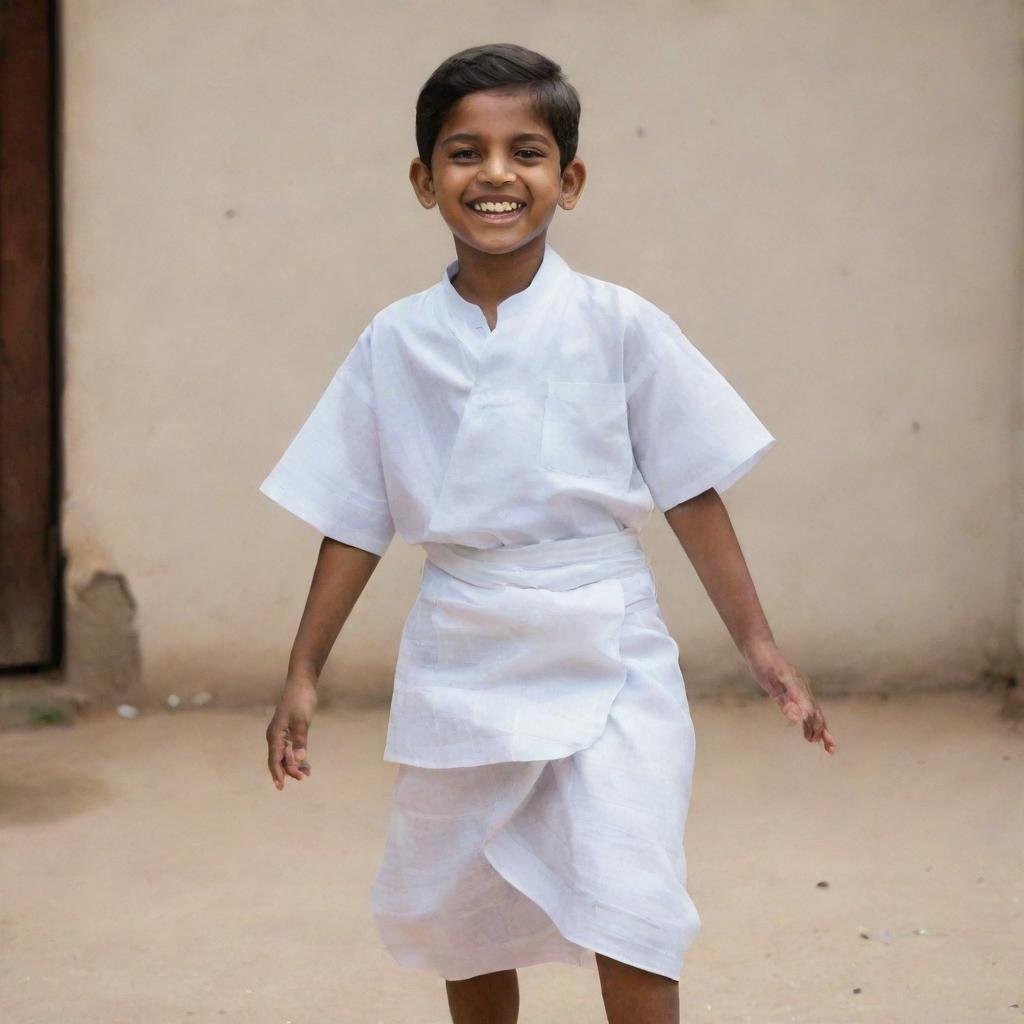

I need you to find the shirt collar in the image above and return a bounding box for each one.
[437,242,571,328]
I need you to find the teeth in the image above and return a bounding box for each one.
[472,201,523,213]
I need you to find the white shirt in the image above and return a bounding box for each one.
[259,242,776,558]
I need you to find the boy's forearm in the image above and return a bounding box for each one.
[286,537,383,686]
[663,488,775,661]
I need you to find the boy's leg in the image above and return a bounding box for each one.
[445,968,520,1024]
[595,952,679,1024]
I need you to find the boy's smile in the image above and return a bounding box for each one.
[410,88,585,264]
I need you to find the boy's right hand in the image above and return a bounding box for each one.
[266,679,318,790]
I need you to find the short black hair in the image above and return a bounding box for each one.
[415,43,581,176]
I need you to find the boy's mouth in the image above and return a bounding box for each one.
[465,201,528,224]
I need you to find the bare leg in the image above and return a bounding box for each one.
[595,952,679,1024]
[445,968,520,1024]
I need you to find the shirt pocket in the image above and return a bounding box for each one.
[540,380,634,486]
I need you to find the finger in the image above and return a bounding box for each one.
[822,726,838,754]
[812,710,825,744]
[282,737,304,782]
[806,709,823,744]
[788,689,815,738]
[289,719,311,779]
[803,711,814,742]
[267,725,286,790]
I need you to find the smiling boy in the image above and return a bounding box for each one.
[409,86,583,331]
[262,42,835,1024]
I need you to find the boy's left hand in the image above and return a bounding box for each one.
[745,643,837,754]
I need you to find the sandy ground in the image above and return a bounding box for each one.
[1,687,1021,1024]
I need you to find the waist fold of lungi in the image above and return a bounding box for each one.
[382,529,654,769]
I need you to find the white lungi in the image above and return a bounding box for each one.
[369,528,701,981]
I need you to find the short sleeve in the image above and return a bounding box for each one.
[258,324,396,556]
[626,299,776,512]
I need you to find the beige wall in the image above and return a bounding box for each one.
[59,1,1024,708]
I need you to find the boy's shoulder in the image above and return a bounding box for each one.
[367,283,436,332]
[569,265,678,333]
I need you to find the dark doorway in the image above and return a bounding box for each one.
[0,0,61,670]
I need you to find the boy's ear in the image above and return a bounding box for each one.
[409,158,436,208]
[558,158,586,211]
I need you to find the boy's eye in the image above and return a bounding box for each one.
[450,149,545,160]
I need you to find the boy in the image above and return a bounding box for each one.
[262,42,836,1024]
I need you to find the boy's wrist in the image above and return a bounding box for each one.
[740,634,779,666]
[285,668,319,690]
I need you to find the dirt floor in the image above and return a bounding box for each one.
[1,687,1021,1024]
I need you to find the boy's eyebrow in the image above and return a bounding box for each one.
[440,131,552,147]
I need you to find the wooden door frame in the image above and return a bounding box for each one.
[0,0,62,672]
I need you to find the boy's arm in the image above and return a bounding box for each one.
[664,487,837,754]
[267,536,382,790]
[287,537,383,686]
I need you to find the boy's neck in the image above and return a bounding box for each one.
[449,234,547,314]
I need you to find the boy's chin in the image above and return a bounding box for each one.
[448,222,552,255]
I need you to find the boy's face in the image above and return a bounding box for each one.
[410,88,585,256]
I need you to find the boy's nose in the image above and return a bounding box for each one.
[479,159,515,184]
